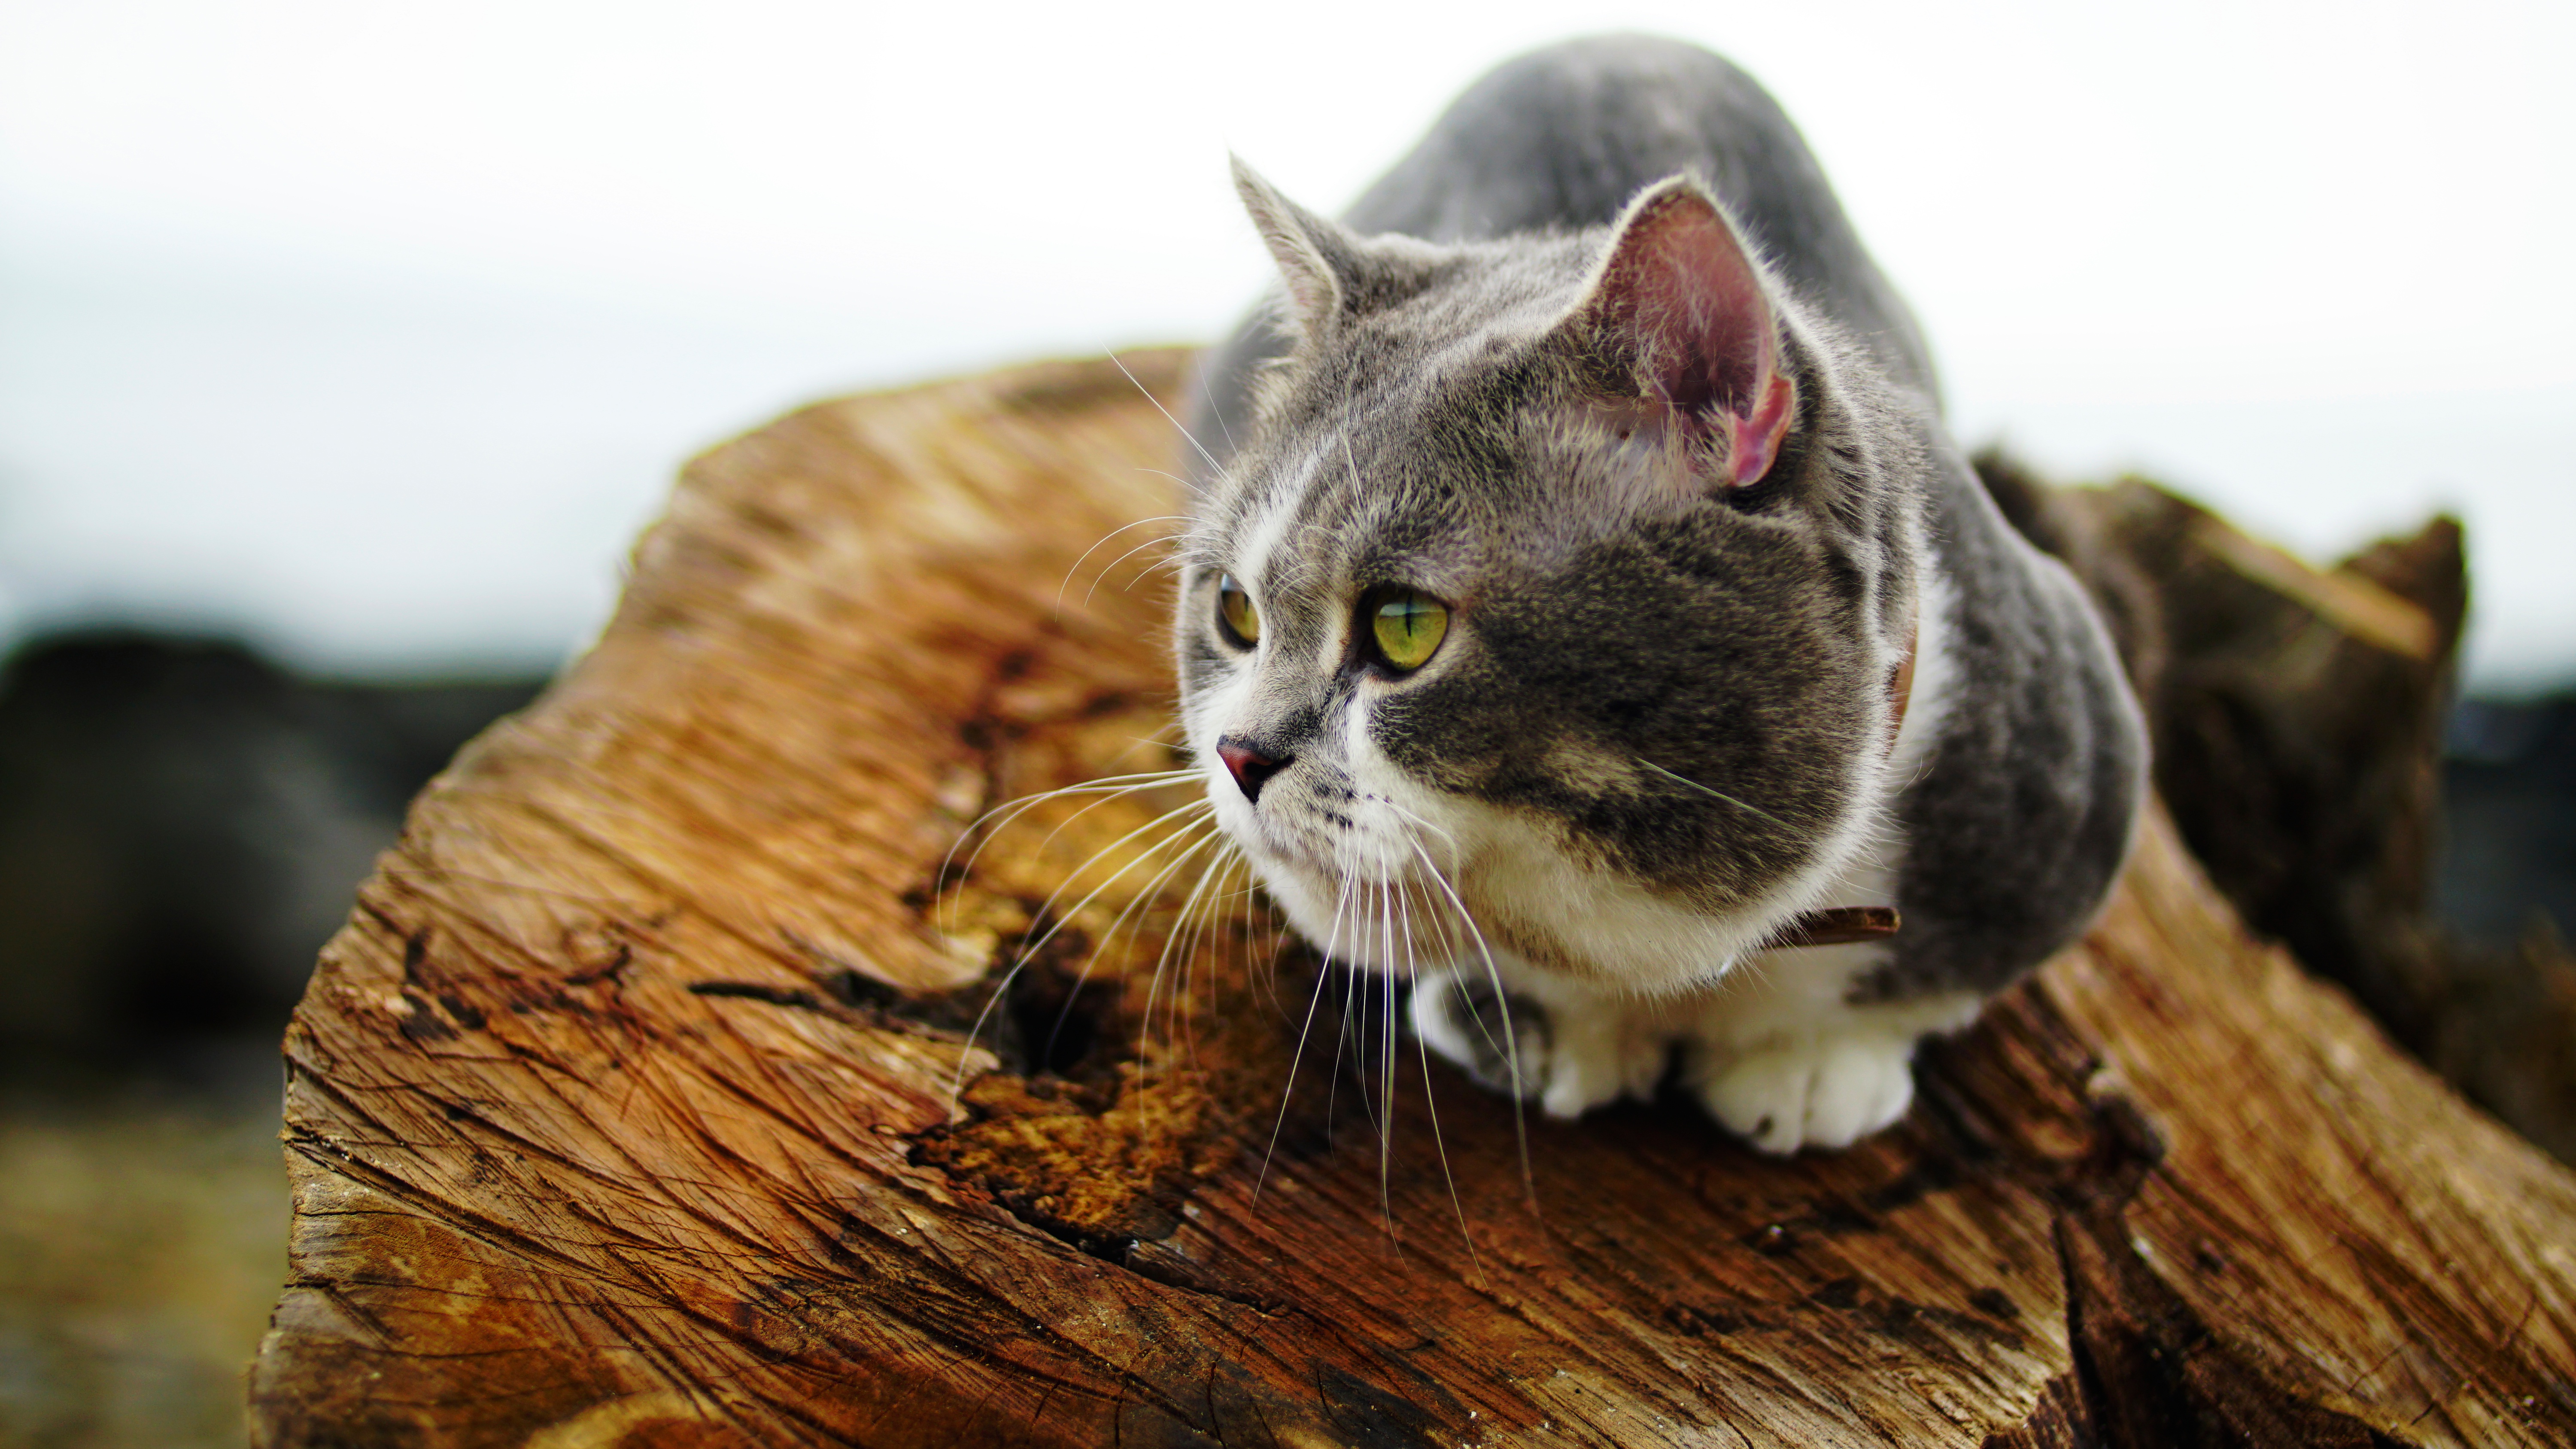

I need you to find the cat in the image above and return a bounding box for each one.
[1173,35,2146,1152]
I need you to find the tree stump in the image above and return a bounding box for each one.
[247,352,2576,1447]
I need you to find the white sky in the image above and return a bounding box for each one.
[1,0,2569,685]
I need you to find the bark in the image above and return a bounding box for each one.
[248,352,2576,1447]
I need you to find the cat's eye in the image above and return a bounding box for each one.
[1215,574,1261,648]
[1366,587,1449,673]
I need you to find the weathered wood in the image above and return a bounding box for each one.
[249,352,2576,1447]
[1983,454,2576,1165]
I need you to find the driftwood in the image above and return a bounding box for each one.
[248,352,2576,1446]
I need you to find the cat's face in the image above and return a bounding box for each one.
[1176,168,1920,990]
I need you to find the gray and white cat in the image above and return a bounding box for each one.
[1175,36,2145,1153]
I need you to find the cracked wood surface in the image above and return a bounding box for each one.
[248,352,2576,1447]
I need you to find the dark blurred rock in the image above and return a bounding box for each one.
[2433,695,2576,1160]
[0,630,544,1075]
[2441,694,2576,947]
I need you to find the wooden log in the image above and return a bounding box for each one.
[1981,454,2576,1166]
[247,352,2576,1447]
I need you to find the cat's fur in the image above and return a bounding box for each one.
[1175,35,2145,1152]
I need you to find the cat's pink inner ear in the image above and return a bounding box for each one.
[1722,372,1798,489]
[1586,184,1796,487]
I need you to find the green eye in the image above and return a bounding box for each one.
[1216,574,1261,647]
[1368,588,1449,672]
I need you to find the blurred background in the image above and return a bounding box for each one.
[1,0,2569,1443]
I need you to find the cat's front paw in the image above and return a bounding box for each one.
[1408,971,1666,1119]
[1685,1031,1917,1154]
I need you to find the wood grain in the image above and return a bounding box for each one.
[248,352,2576,1447]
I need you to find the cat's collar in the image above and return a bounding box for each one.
[1777,612,1919,950]
[1885,606,1918,758]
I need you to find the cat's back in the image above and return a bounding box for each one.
[1194,36,1937,455]
[1349,36,1929,391]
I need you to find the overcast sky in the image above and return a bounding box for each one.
[2,0,2569,685]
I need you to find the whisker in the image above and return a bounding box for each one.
[1403,869,1488,1288]
[1373,797,1467,874]
[1069,820,1240,1134]
[1163,851,1232,1072]
[1245,873,1288,1020]
[1352,877,1391,1148]
[1258,854,1353,1204]
[1123,557,1192,592]
[1132,828,1239,1072]
[1637,758,1789,830]
[1376,876,1401,1248]
[945,770,1174,850]
[1193,854,1252,1038]
[947,799,1214,1104]
[1082,530,1186,609]
[1320,857,1364,1158]
[941,768,1198,914]
[1057,815,1225,1062]
[1145,850,1239,1082]
[1402,834,1537,1209]
[1256,921,1339,1204]
[965,810,1211,1058]
[1194,360,1239,460]
[1109,349,1230,486]
[955,771,1202,914]
[1181,849,1250,1070]
[1055,515,1188,615]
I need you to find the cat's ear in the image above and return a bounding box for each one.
[1571,177,1798,489]
[1231,156,1363,344]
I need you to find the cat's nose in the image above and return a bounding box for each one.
[1215,738,1291,804]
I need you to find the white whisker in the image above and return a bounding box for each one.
[1108,349,1230,486]
[1258,847,1358,1202]
[947,799,1214,1104]
[1319,855,1364,1156]
[1376,876,1401,1243]
[1104,828,1226,1069]
[1186,851,1252,1063]
[1401,832,1537,1206]
[1637,757,1788,830]
[1082,530,1186,609]
[942,769,1198,900]
[1402,870,1488,1286]
[1133,827,1239,1067]
[1123,557,1192,592]
[1193,361,1239,461]
[1055,515,1188,615]
[963,773,1201,903]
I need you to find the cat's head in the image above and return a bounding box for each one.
[1175,161,1925,991]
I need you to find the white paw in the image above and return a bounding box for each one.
[1409,971,1668,1120]
[1534,1002,1669,1119]
[1687,1032,1918,1154]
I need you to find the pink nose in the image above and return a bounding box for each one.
[1216,739,1288,804]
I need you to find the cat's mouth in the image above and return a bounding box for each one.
[1224,830,1494,975]
[1228,811,1449,896]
